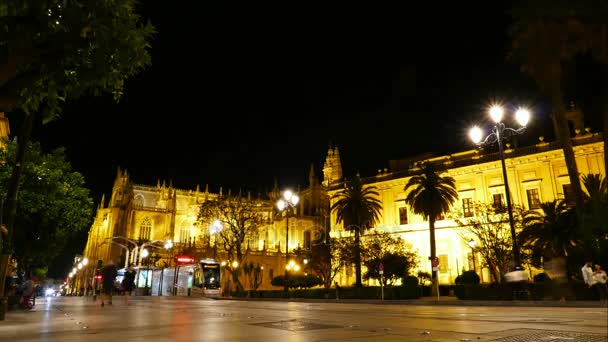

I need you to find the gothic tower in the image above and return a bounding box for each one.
[322,146,343,186]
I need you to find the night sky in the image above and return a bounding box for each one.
[13,3,604,276]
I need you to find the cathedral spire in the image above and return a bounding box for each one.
[323,145,343,186]
[309,163,317,187]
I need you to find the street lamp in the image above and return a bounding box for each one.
[467,239,476,272]
[469,104,530,268]
[210,220,223,260]
[276,189,299,292]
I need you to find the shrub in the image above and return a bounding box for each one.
[455,271,480,285]
[533,273,551,283]
[402,275,418,288]
[270,274,322,289]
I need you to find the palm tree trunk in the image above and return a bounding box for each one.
[429,217,438,297]
[354,227,362,288]
[550,89,584,214]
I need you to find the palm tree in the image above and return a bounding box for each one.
[404,163,457,295]
[581,174,608,259]
[519,200,578,271]
[331,175,382,288]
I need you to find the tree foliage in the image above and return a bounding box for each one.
[198,195,270,292]
[0,0,154,119]
[453,202,524,283]
[292,237,352,289]
[331,175,382,288]
[0,139,93,274]
[361,232,419,286]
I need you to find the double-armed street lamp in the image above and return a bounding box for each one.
[469,104,531,268]
[467,239,476,272]
[276,189,299,292]
[209,220,223,260]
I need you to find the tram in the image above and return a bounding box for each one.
[193,258,222,297]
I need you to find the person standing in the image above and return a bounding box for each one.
[122,264,136,305]
[581,261,594,287]
[100,260,118,307]
[592,264,607,304]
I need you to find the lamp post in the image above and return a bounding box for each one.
[276,189,299,292]
[469,105,530,268]
[467,239,476,272]
[210,220,223,260]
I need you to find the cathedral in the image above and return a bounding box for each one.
[77,102,606,292]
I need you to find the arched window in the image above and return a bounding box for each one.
[180,227,191,244]
[134,194,144,207]
[139,217,152,241]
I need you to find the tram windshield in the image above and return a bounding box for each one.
[202,263,220,289]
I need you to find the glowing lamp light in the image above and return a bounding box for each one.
[291,194,299,205]
[82,258,89,266]
[294,265,301,272]
[77,263,83,270]
[276,199,286,211]
[469,126,483,144]
[489,105,504,123]
[210,220,223,234]
[468,239,476,249]
[141,249,149,258]
[72,267,77,273]
[68,272,73,278]
[283,190,293,201]
[220,261,227,266]
[515,108,530,127]
[231,261,239,268]
[303,259,308,265]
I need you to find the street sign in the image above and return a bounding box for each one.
[379,270,384,275]
[431,257,439,267]
[379,263,384,271]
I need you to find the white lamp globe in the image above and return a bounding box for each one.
[469,126,483,144]
[515,108,530,127]
[489,105,504,123]
[291,194,299,206]
[283,190,293,201]
[276,199,286,211]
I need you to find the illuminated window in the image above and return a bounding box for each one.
[526,189,541,209]
[493,193,505,212]
[438,254,448,273]
[462,198,473,217]
[134,194,144,207]
[139,217,151,241]
[399,207,408,225]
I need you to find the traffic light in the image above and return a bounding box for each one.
[97,259,103,269]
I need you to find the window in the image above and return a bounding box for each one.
[438,254,448,273]
[462,198,473,217]
[134,194,144,207]
[562,184,575,206]
[248,230,259,250]
[139,217,152,241]
[399,207,408,225]
[493,193,505,212]
[468,252,475,271]
[303,230,312,250]
[526,189,541,209]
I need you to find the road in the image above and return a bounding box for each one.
[0,297,606,341]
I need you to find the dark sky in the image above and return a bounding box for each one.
[24,3,604,206]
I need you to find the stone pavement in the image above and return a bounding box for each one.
[0,296,606,341]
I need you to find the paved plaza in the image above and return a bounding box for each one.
[0,297,606,341]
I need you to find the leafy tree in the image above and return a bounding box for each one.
[331,175,382,288]
[508,1,608,218]
[243,262,263,292]
[198,194,269,292]
[454,202,524,283]
[292,237,352,290]
[404,162,457,294]
[360,231,418,286]
[0,140,93,275]
[0,0,154,296]
[519,200,578,270]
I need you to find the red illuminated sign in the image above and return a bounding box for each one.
[174,255,195,264]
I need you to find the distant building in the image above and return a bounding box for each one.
[81,130,604,291]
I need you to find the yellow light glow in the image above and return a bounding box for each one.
[276,199,286,211]
[283,190,293,201]
[294,265,301,271]
[141,249,149,258]
[82,258,89,266]
[220,261,227,266]
[232,261,238,268]
[289,260,295,266]
[291,194,299,205]
[77,263,83,270]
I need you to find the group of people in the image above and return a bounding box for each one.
[581,262,608,302]
[99,260,137,306]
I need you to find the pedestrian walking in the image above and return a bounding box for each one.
[100,260,118,307]
[122,263,137,305]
